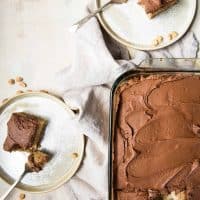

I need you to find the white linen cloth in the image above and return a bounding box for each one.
[56,8,199,200]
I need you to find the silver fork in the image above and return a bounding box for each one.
[0,164,30,200]
[70,0,128,32]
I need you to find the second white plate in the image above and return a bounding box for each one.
[96,0,197,50]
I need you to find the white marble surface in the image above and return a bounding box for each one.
[0,0,200,200]
[0,0,88,99]
[0,1,88,200]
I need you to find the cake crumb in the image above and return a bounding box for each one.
[19,82,27,88]
[26,89,33,92]
[27,151,50,172]
[8,79,15,85]
[71,153,79,158]
[16,76,23,82]
[19,193,25,199]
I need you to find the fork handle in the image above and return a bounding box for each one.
[0,170,26,200]
[73,1,112,29]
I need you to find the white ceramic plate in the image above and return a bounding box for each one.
[96,0,197,50]
[0,92,84,193]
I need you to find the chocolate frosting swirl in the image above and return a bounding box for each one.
[114,74,200,200]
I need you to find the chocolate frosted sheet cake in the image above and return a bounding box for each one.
[138,0,178,18]
[3,112,46,152]
[114,74,200,200]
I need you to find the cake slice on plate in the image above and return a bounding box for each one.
[3,112,47,152]
[138,0,178,19]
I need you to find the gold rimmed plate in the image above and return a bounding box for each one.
[0,92,84,193]
[96,0,197,50]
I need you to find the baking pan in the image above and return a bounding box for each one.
[109,58,200,200]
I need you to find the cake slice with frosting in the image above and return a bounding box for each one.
[3,112,47,152]
[138,0,178,18]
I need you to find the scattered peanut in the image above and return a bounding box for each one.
[152,35,164,47]
[19,82,27,88]
[71,153,79,159]
[152,32,179,47]
[157,36,163,43]
[16,76,23,82]
[8,79,15,85]
[171,31,178,38]
[19,193,25,199]
[168,31,179,41]
[152,39,159,47]
[168,33,173,41]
